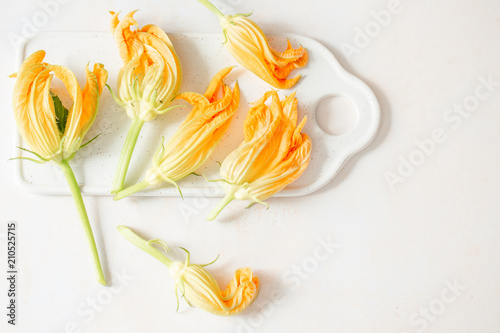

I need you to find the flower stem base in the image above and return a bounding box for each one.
[198,0,224,18]
[207,193,235,221]
[59,160,106,286]
[111,118,145,193]
[113,179,150,201]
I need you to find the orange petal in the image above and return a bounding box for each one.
[12,53,61,160]
[10,50,47,79]
[111,10,143,63]
[93,63,108,95]
[218,268,260,315]
[248,133,312,200]
[203,66,234,101]
[141,24,173,46]
[79,63,108,137]
[221,91,282,184]
[256,93,300,175]
[27,69,61,159]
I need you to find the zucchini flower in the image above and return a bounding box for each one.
[109,10,182,193]
[11,50,108,285]
[118,226,259,315]
[208,91,312,221]
[198,0,308,89]
[113,67,239,200]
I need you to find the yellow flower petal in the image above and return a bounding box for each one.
[28,68,60,159]
[110,10,143,63]
[141,24,173,46]
[79,63,108,137]
[12,51,60,160]
[222,91,282,184]
[247,132,312,200]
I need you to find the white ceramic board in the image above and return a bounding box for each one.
[13,31,380,197]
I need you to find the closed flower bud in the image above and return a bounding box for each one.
[118,226,259,316]
[198,0,308,89]
[109,10,183,193]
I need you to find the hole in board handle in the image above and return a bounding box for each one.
[314,95,358,136]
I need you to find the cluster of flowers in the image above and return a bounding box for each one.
[10,0,311,316]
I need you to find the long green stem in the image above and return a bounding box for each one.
[113,179,150,201]
[207,193,235,221]
[59,160,106,286]
[117,226,172,268]
[198,0,224,18]
[111,118,145,193]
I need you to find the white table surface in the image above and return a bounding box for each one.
[1,0,499,332]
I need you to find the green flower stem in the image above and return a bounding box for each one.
[207,193,235,221]
[198,0,224,18]
[117,226,172,268]
[59,160,106,286]
[113,180,150,201]
[111,118,145,193]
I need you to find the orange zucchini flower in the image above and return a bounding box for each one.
[109,10,182,193]
[109,10,182,120]
[118,226,259,315]
[113,67,239,200]
[11,50,108,285]
[12,50,107,162]
[198,0,308,89]
[208,91,312,221]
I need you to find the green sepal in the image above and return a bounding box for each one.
[199,254,219,267]
[105,84,126,107]
[245,202,256,209]
[79,133,102,150]
[157,104,185,116]
[9,156,46,164]
[203,174,233,185]
[153,136,166,166]
[14,146,49,162]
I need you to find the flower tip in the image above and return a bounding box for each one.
[178,246,191,256]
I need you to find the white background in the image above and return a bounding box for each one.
[1,0,500,332]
